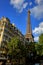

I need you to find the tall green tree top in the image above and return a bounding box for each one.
[39,34,43,44]
[35,34,43,56]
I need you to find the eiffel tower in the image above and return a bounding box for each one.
[25,10,34,42]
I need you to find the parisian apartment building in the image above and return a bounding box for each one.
[0,17,27,48]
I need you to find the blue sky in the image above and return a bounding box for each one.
[0,0,43,42]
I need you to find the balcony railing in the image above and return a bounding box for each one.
[0,57,7,60]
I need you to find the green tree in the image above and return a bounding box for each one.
[29,42,35,52]
[35,44,43,56]
[35,34,43,56]
[7,36,20,55]
[39,34,43,55]
[7,36,26,64]
[39,34,43,44]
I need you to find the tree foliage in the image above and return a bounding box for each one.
[7,35,36,64]
[35,34,43,56]
[35,44,43,56]
[39,34,43,44]
[7,35,27,64]
[7,36,21,56]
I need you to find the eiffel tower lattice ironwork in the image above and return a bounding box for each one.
[25,10,34,42]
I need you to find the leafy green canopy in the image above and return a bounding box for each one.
[39,34,43,44]
[35,34,43,56]
[7,36,26,58]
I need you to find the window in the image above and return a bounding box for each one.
[4,29,14,37]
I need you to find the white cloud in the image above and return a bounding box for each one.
[33,22,43,35]
[35,0,41,5]
[35,0,43,5]
[34,36,39,42]
[19,2,28,13]
[33,22,43,42]
[23,2,28,8]
[30,0,43,19]
[39,22,43,27]
[29,2,32,6]
[30,5,43,19]
[10,0,28,12]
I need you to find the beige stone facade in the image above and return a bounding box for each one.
[0,17,26,47]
